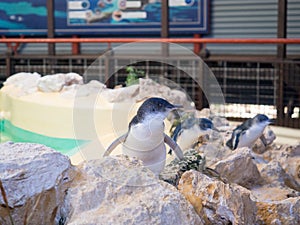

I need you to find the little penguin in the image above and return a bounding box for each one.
[170,117,214,152]
[226,114,271,150]
[103,97,184,176]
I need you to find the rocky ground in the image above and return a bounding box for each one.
[0,117,299,224]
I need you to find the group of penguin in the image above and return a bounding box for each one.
[104,97,272,176]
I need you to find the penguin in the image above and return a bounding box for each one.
[168,117,214,153]
[226,114,271,150]
[103,97,184,175]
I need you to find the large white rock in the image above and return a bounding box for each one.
[37,73,83,92]
[61,80,107,98]
[64,72,83,86]
[260,161,299,190]
[100,84,139,102]
[274,145,300,187]
[3,72,41,95]
[253,126,277,154]
[0,142,76,225]
[250,161,300,202]
[60,155,203,225]
[256,198,300,224]
[178,170,257,225]
[137,78,190,107]
[212,147,263,188]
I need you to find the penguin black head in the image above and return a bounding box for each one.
[199,118,214,130]
[253,114,270,125]
[136,97,181,123]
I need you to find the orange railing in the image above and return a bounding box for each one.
[1,37,300,44]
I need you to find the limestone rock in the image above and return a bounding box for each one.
[262,145,300,188]
[276,145,300,187]
[62,80,107,98]
[211,115,230,129]
[4,72,41,88]
[137,78,190,107]
[3,72,41,95]
[213,147,263,188]
[170,89,188,107]
[37,73,83,92]
[60,155,203,225]
[259,161,300,192]
[64,72,83,86]
[250,160,300,202]
[137,78,170,101]
[253,127,276,154]
[37,74,66,92]
[195,108,211,118]
[101,84,139,102]
[256,198,300,225]
[0,142,76,225]
[196,137,232,167]
[178,170,257,225]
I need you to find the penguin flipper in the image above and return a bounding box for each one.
[168,123,183,155]
[226,136,234,149]
[164,134,184,160]
[103,133,127,157]
[171,123,183,142]
[259,134,267,146]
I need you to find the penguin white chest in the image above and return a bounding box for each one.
[122,118,166,175]
[177,125,202,150]
[238,124,266,148]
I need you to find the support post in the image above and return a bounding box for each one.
[277,0,287,59]
[5,53,12,78]
[104,49,115,88]
[276,0,287,126]
[47,0,55,56]
[161,0,169,57]
[193,34,201,55]
[72,35,81,55]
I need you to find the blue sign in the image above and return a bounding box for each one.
[0,0,209,36]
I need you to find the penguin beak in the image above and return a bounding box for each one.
[172,104,183,110]
[212,126,220,132]
[166,104,182,116]
[267,119,274,125]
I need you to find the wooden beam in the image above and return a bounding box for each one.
[161,0,169,57]
[47,0,55,55]
[161,1,169,38]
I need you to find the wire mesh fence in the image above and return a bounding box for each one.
[1,54,299,128]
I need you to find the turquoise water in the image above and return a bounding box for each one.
[0,120,89,156]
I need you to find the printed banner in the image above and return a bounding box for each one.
[0,0,209,36]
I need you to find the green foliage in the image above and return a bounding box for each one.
[125,66,145,86]
[160,149,206,186]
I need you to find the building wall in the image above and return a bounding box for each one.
[0,0,299,56]
[205,0,300,56]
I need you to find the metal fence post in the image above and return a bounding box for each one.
[276,0,287,126]
[47,0,56,74]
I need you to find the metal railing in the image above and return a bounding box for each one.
[0,37,300,128]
